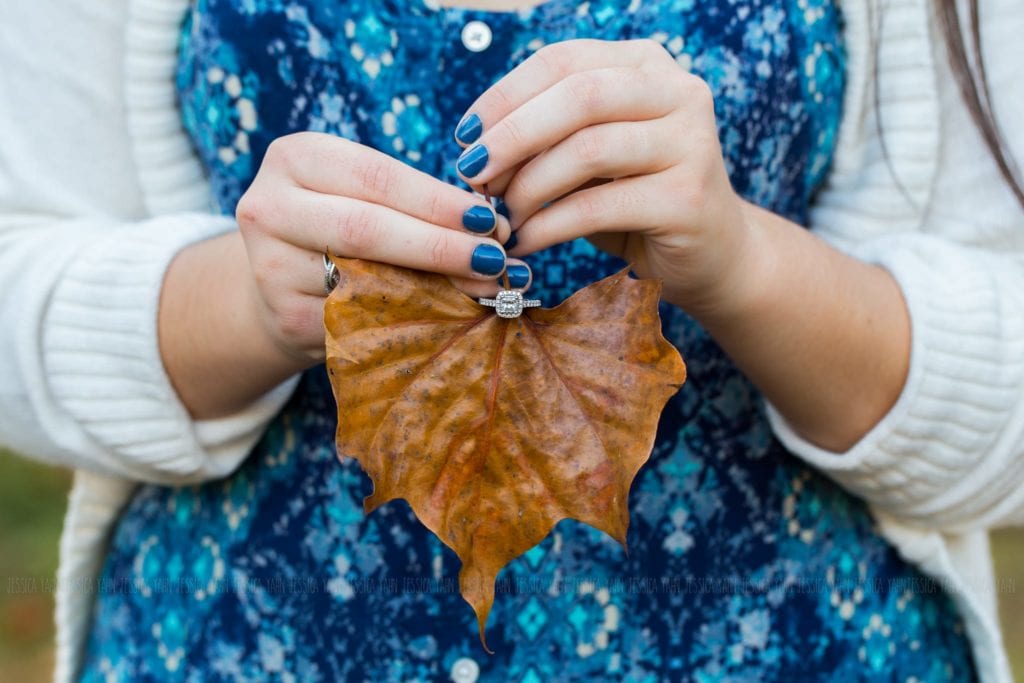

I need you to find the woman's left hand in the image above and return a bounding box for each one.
[454,38,757,315]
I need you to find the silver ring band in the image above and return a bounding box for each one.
[323,253,340,295]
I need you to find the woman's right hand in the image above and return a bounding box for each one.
[235,132,528,366]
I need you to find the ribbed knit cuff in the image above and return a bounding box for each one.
[43,213,297,483]
[766,233,1024,528]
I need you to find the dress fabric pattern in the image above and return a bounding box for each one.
[81,0,978,681]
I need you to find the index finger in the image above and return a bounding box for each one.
[453,39,658,147]
[269,132,510,240]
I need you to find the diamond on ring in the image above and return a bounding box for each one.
[478,290,541,318]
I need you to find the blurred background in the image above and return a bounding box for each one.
[0,448,1020,681]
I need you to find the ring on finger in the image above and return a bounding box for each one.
[323,252,340,295]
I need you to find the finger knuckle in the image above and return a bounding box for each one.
[262,136,288,167]
[574,191,604,226]
[235,187,272,234]
[566,72,605,112]
[504,172,535,211]
[424,191,447,227]
[675,171,711,216]
[424,231,455,271]
[337,206,382,255]
[488,81,517,115]
[571,127,605,167]
[496,115,527,149]
[265,132,308,172]
[642,61,671,90]
[356,154,398,201]
[664,71,688,100]
[533,42,573,79]
[684,74,715,108]
[636,38,667,62]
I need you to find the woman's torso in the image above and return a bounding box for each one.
[81,1,977,680]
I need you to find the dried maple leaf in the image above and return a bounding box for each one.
[324,257,686,650]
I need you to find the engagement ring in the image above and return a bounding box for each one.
[478,290,541,318]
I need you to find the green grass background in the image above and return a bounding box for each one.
[0,449,1020,681]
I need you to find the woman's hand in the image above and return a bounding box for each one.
[235,132,532,365]
[161,132,534,419]
[452,39,756,317]
[453,39,912,453]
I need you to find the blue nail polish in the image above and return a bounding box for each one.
[506,264,530,289]
[455,113,483,145]
[503,231,518,250]
[462,205,496,233]
[457,144,489,178]
[495,198,510,220]
[471,243,505,276]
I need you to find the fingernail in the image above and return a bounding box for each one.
[495,198,510,220]
[503,231,518,250]
[471,243,505,276]
[457,144,489,178]
[455,113,483,145]
[507,263,530,289]
[462,205,496,233]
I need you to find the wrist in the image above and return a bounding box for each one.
[160,231,308,419]
[679,198,779,328]
[677,200,912,452]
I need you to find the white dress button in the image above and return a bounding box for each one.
[461,20,492,52]
[450,656,480,683]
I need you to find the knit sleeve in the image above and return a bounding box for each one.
[0,215,298,484]
[0,1,298,484]
[766,236,1024,531]
[765,0,1024,531]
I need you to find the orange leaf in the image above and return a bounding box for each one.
[324,257,686,650]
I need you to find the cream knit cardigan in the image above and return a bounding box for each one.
[0,0,1021,681]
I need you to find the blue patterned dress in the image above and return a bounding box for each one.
[81,1,979,681]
